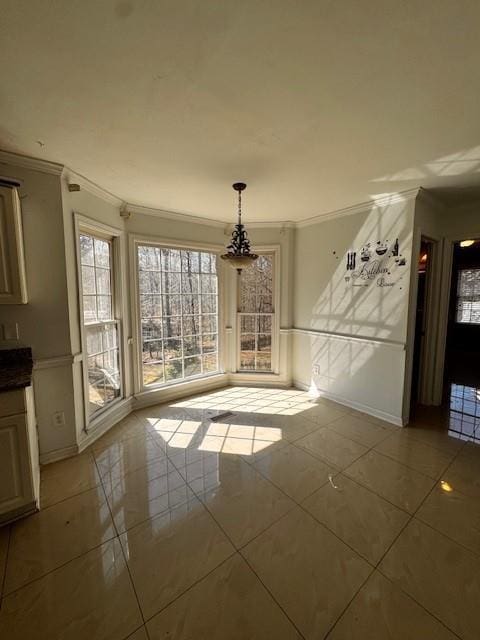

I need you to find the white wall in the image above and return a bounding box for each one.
[292,196,416,424]
[0,160,79,458]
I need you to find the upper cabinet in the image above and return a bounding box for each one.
[0,185,27,304]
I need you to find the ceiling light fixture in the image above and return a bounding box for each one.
[221,182,258,273]
[460,239,475,248]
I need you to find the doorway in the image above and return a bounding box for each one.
[410,238,434,412]
[444,239,480,390]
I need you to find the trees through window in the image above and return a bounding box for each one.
[79,233,121,416]
[137,245,219,386]
[238,253,274,371]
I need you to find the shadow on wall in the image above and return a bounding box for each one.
[299,196,413,419]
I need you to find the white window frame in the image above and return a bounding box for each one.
[75,215,125,428]
[455,267,480,325]
[235,246,280,375]
[130,234,225,393]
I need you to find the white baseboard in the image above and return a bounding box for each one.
[40,444,79,465]
[78,397,134,453]
[133,374,229,410]
[293,379,404,427]
[228,372,292,387]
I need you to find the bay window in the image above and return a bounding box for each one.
[79,232,122,418]
[238,253,275,371]
[137,244,219,387]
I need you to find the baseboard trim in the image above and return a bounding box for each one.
[293,379,404,426]
[78,397,134,453]
[133,374,229,410]
[0,500,39,526]
[40,444,79,465]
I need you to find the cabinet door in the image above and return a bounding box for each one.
[0,413,34,514]
[0,185,28,304]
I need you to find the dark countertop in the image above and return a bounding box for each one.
[0,348,33,392]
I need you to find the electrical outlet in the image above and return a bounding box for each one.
[312,364,320,375]
[52,411,66,428]
[3,322,19,340]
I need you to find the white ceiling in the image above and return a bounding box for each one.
[1,1,480,222]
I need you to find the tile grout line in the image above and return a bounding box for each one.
[318,432,473,640]
[370,440,470,640]
[92,454,149,632]
[166,454,307,638]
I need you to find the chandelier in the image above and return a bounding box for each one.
[221,182,258,273]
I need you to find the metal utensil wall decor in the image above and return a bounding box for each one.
[343,237,407,289]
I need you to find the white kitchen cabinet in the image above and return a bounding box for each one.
[0,185,28,304]
[0,386,39,524]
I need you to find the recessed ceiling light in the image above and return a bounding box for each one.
[460,240,475,248]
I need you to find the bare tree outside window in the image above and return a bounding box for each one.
[238,253,274,371]
[79,233,121,416]
[138,245,219,386]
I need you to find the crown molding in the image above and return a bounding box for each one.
[416,187,448,213]
[0,149,64,176]
[124,202,229,229]
[62,168,123,207]
[296,187,422,228]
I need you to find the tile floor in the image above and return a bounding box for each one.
[0,384,479,639]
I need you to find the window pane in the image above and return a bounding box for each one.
[97,295,112,321]
[257,334,272,351]
[240,352,255,369]
[256,353,272,371]
[96,268,111,296]
[184,356,201,377]
[241,334,255,351]
[87,347,120,414]
[164,338,182,360]
[183,315,200,336]
[165,359,183,381]
[200,252,216,273]
[183,335,201,356]
[181,250,200,273]
[163,316,182,338]
[162,271,181,294]
[163,295,182,316]
[200,274,217,294]
[161,248,181,271]
[82,265,96,294]
[142,319,162,340]
[201,295,217,314]
[139,271,161,294]
[203,353,218,372]
[238,253,274,371]
[140,294,162,317]
[202,333,217,353]
[456,269,480,324]
[138,244,219,387]
[143,339,163,363]
[138,245,160,270]
[240,315,256,333]
[94,239,110,268]
[80,232,121,419]
[201,315,217,334]
[80,235,94,266]
[182,273,200,294]
[83,296,97,323]
[143,363,164,386]
[257,315,272,333]
[182,293,200,315]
